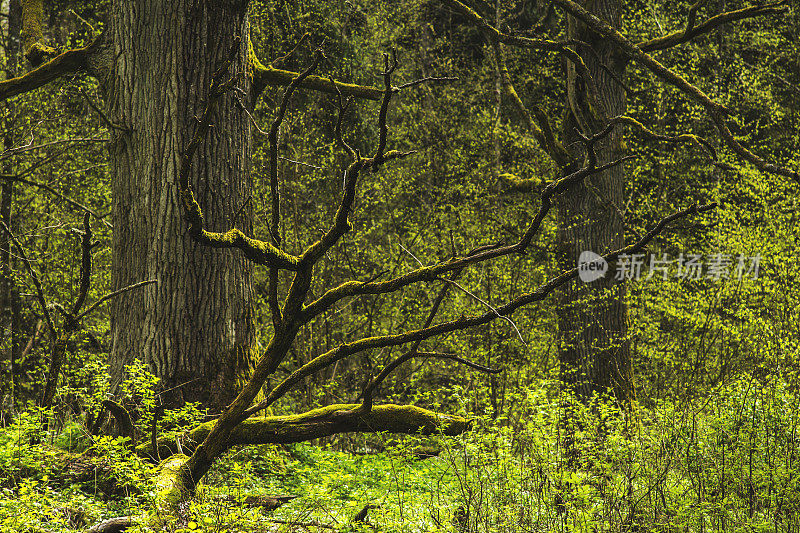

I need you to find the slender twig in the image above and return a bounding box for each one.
[78,88,129,132]
[0,221,55,337]
[0,136,107,161]
[0,173,111,227]
[266,50,324,328]
[76,279,157,322]
[395,76,458,90]
[270,33,310,69]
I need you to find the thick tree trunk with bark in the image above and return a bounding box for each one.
[557,0,632,403]
[105,1,255,412]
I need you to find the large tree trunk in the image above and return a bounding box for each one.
[106,1,255,412]
[557,0,632,403]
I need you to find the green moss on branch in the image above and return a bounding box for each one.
[138,404,471,459]
[151,454,191,525]
[248,39,381,101]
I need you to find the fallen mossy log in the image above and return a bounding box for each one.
[137,403,471,460]
[151,454,191,525]
[86,404,469,532]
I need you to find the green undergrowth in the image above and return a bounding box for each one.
[1,376,800,531]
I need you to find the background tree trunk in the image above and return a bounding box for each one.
[106,0,255,412]
[557,0,632,403]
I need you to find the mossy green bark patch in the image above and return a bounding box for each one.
[138,404,470,459]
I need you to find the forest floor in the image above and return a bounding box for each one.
[3,379,800,532]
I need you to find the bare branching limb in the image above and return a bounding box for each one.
[177,59,463,491]
[550,0,800,185]
[374,52,398,163]
[610,115,719,163]
[301,130,621,323]
[332,84,357,159]
[262,201,715,415]
[252,259,476,417]
[75,279,157,322]
[267,50,324,328]
[0,173,111,227]
[1,215,151,409]
[178,38,302,271]
[270,33,310,69]
[639,1,789,52]
[299,57,415,268]
[249,37,381,101]
[40,217,94,409]
[0,221,55,337]
[684,0,711,37]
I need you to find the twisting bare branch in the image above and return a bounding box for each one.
[267,50,324,328]
[258,202,715,416]
[178,37,301,271]
[76,280,157,322]
[270,33,310,69]
[298,54,403,268]
[374,51,399,164]
[247,244,500,417]
[550,0,799,185]
[0,221,55,338]
[639,1,789,52]
[359,351,499,411]
[301,124,622,323]
[612,115,715,158]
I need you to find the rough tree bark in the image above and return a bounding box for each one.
[557,0,632,403]
[105,1,255,411]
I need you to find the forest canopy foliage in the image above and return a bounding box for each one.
[0,0,798,532]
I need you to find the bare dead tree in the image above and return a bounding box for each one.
[0,4,754,530]
[127,42,716,527]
